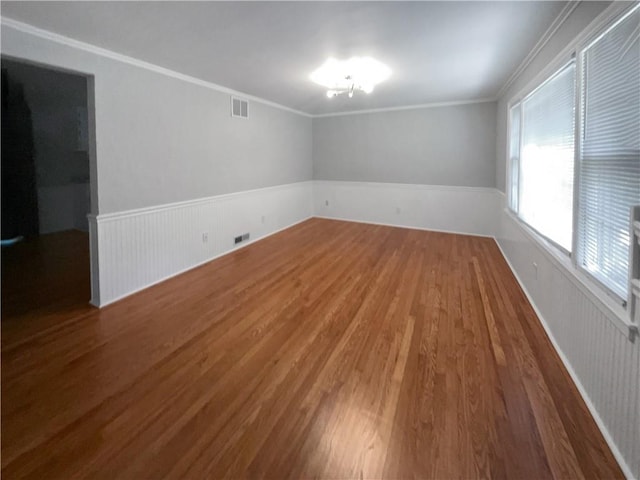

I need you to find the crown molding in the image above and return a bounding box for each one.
[496,0,581,99]
[0,17,313,118]
[311,97,497,119]
[506,1,636,107]
[1,17,513,121]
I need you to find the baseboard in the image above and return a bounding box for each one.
[89,199,634,478]
[95,209,493,308]
[93,180,495,306]
[494,239,634,480]
[313,180,500,238]
[314,215,495,239]
[97,215,313,308]
[92,181,314,306]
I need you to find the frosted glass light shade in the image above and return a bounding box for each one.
[310,57,390,96]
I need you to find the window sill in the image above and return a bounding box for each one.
[503,208,637,341]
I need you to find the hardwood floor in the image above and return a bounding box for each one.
[1,218,623,479]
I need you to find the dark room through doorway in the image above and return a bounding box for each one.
[2,58,93,318]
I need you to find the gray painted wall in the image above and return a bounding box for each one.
[313,102,497,188]
[495,1,611,192]
[1,25,313,214]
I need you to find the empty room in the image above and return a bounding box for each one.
[1,1,638,479]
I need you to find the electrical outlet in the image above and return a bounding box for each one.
[234,235,242,244]
[242,233,250,241]
[202,232,208,243]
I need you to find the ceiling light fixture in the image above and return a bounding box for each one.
[310,56,391,99]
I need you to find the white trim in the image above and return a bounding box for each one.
[1,17,498,120]
[98,215,313,308]
[504,101,516,208]
[499,194,635,340]
[504,2,635,105]
[0,17,312,118]
[520,58,576,110]
[312,97,496,118]
[313,179,496,194]
[501,1,640,338]
[95,181,313,223]
[494,239,635,480]
[582,3,640,54]
[93,180,314,306]
[496,1,581,99]
[313,180,499,238]
[87,214,100,307]
[314,215,494,239]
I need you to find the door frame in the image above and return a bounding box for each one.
[1,55,101,306]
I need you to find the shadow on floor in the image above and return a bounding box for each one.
[1,230,92,323]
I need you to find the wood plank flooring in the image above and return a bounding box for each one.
[1,218,623,479]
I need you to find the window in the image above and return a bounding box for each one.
[510,62,576,252]
[508,4,640,307]
[576,6,640,301]
[508,104,520,212]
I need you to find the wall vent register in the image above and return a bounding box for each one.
[231,96,248,118]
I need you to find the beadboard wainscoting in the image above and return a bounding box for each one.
[313,180,500,237]
[86,180,637,477]
[495,199,639,480]
[89,181,314,306]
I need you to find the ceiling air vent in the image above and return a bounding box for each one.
[231,96,249,118]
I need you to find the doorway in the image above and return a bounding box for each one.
[1,59,94,318]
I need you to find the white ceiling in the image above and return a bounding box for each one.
[1,1,570,115]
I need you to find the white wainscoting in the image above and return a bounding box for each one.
[87,179,637,477]
[495,198,639,480]
[313,180,500,237]
[90,181,313,307]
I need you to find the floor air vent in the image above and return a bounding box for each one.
[234,233,250,245]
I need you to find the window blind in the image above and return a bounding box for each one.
[577,6,640,301]
[509,103,521,212]
[519,62,576,251]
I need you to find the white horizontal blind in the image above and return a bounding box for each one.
[519,62,576,251]
[509,103,521,212]
[577,6,640,301]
